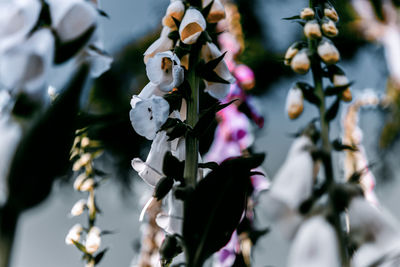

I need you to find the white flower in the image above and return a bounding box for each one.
[264,135,314,239]
[144,27,174,64]
[85,226,101,254]
[0,0,41,51]
[80,178,95,192]
[179,8,206,45]
[300,7,315,20]
[349,197,400,267]
[202,0,226,24]
[321,19,338,37]
[156,190,184,235]
[65,224,83,245]
[201,42,236,100]
[0,28,55,94]
[162,0,185,29]
[304,20,322,39]
[287,216,340,267]
[49,0,97,42]
[146,51,184,92]
[285,85,304,119]
[129,95,170,140]
[70,199,86,216]
[291,49,310,74]
[317,39,340,65]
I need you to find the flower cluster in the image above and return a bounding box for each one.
[0,0,111,99]
[66,129,108,267]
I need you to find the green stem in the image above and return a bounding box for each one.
[0,205,19,267]
[309,39,350,267]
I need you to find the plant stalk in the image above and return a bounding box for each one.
[309,39,350,267]
[0,205,19,267]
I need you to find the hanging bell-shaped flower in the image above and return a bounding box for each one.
[324,5,339,22]
[200,42,236,99]
[85,226,101,254]
[70,199,87,216]
[288,216,340,267]
[321,18,338,37]
[284,43,300,66]
[304,20,322,39]
[65,224,83,245]
[285,85,304,119]
[162,0,185,29]
[146,51,184,92]
[179,8,206,45]
[291,49,310,74]
[203,0,226,24]
[317,38,340,65]
[300,7,315,20]
[144,27,174,64]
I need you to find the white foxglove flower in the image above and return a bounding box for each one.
[201,42,235,100]
[179,8,206,45]
[321,18,338,37]
[285,85,304,119]
[162,0,185,29]
[284,43,299,66]
[202,0,226,23]
[0,0,41,51]
[304,20,322,39]
[0,28,55,94]
[85,226,101,254]
[317,39,340,65]
[300,7,315,20]
[65,223,83,245]
[288,216,340,267]
[264,135,314,239]
[146,51,184,92]
[49,0,97,42]
[70,199,86,216]
[291,49,310,74]
[156,190,184,235]
[144,27,174,64]
[349,197,400,267]
[129,95,170,140]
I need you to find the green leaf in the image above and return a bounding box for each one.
[159,235,183,263]
[201,52,227,73]
[54,26,96,64]
[296,82,321,106]
[172,16,182,29]
[163,91,183,113]
[97,8,109,18]
[325,96,341,122]
[94,248,109,264]
[325,82,353,96]
[72,240,87,253]
[332,139,357,151]
[168,30,180,42]
[200,70,230,84]
[282,15,301,20]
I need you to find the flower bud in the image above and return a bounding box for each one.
[321,19,338,37]
[203,0,226,23]
[73,173,87,190]
[317,39,340,64]
[300,7,314,20]
[71,199,86,216]
[65,224,83,245]
[341,88,352,102]
[81,137,90,147]
[80,178,95,192]
[286,86,304,119]
[162,0,185,29]
[333,74,352,102]
[304,20,321,39]
[85,226,101,254]
[179,8,206,45]
[72,153,91,171]
[290,49,310,74]
[284,43,299,66]
[324,6,338,22]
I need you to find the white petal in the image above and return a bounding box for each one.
[49,0,97,42]
[202,0,225,23]
[129,96,170,140]
[144,27,174,64]
[132,158,163,187]
[179,8,206,45]
[156,191,184,235]
[288,216,340,267]
[139,197,156,222]
[137,82,164,99]
[162,0,185,28]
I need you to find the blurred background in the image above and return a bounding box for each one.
[7,0,400,266]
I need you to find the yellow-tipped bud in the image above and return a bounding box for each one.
[284,43,299,66]
[291,49,310,74]
[85,227,101,254]
[317,39,340,64]
[65,224,83,245]
[80,178,95,192]
[333,74,352,102]
[304,20,322,39]
[324,7,338,22]
[286,85,304,119]
[71,199,86,216]
[321,19,338,37]
[300,7,315,20]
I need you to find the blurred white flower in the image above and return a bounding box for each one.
[264,135,314,239]
[144,27,174,64]
[49,0,97,42]
[179,8,206,44]
[65,223,83,245]
[0,0,41,51]
[317,39,340,65]
[162,0,185,29]
[287,216,340,267]
[201,42,235,100]
[0,28,55,94]
[85,226,101,254]
[146,51,184,92]
[285,85,304,119]
[156,190,184,235]
[291,49,310,74]
[79,178,95,192]
[129,95,170,140]
[70,199,86,216]
[349,197,400,267]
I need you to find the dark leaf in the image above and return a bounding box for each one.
[97,8,109,18]
[174,45,191,59]
[325,82,353,96]
[172,16,182,29]
[54,26,96,64]
[72,240,87,253]
[160,235,183,262]
[183,154,265,266]
[159,118,189,141]
[202,0,214,18]
[296,82,321,106]
[295,20,306,26]
[325,96,340,121]
[198,162,219,170]
[162,152,185,182]
[282,15,301,20]
[100,230,115,236]
[168,30,180,42]
[332,139,357,151]
[249,227,270,245]
[153,176,174,200]
[202,52,227,72]
[94,248,109,264]
[326,65,345,81]
[174,186,194,200]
